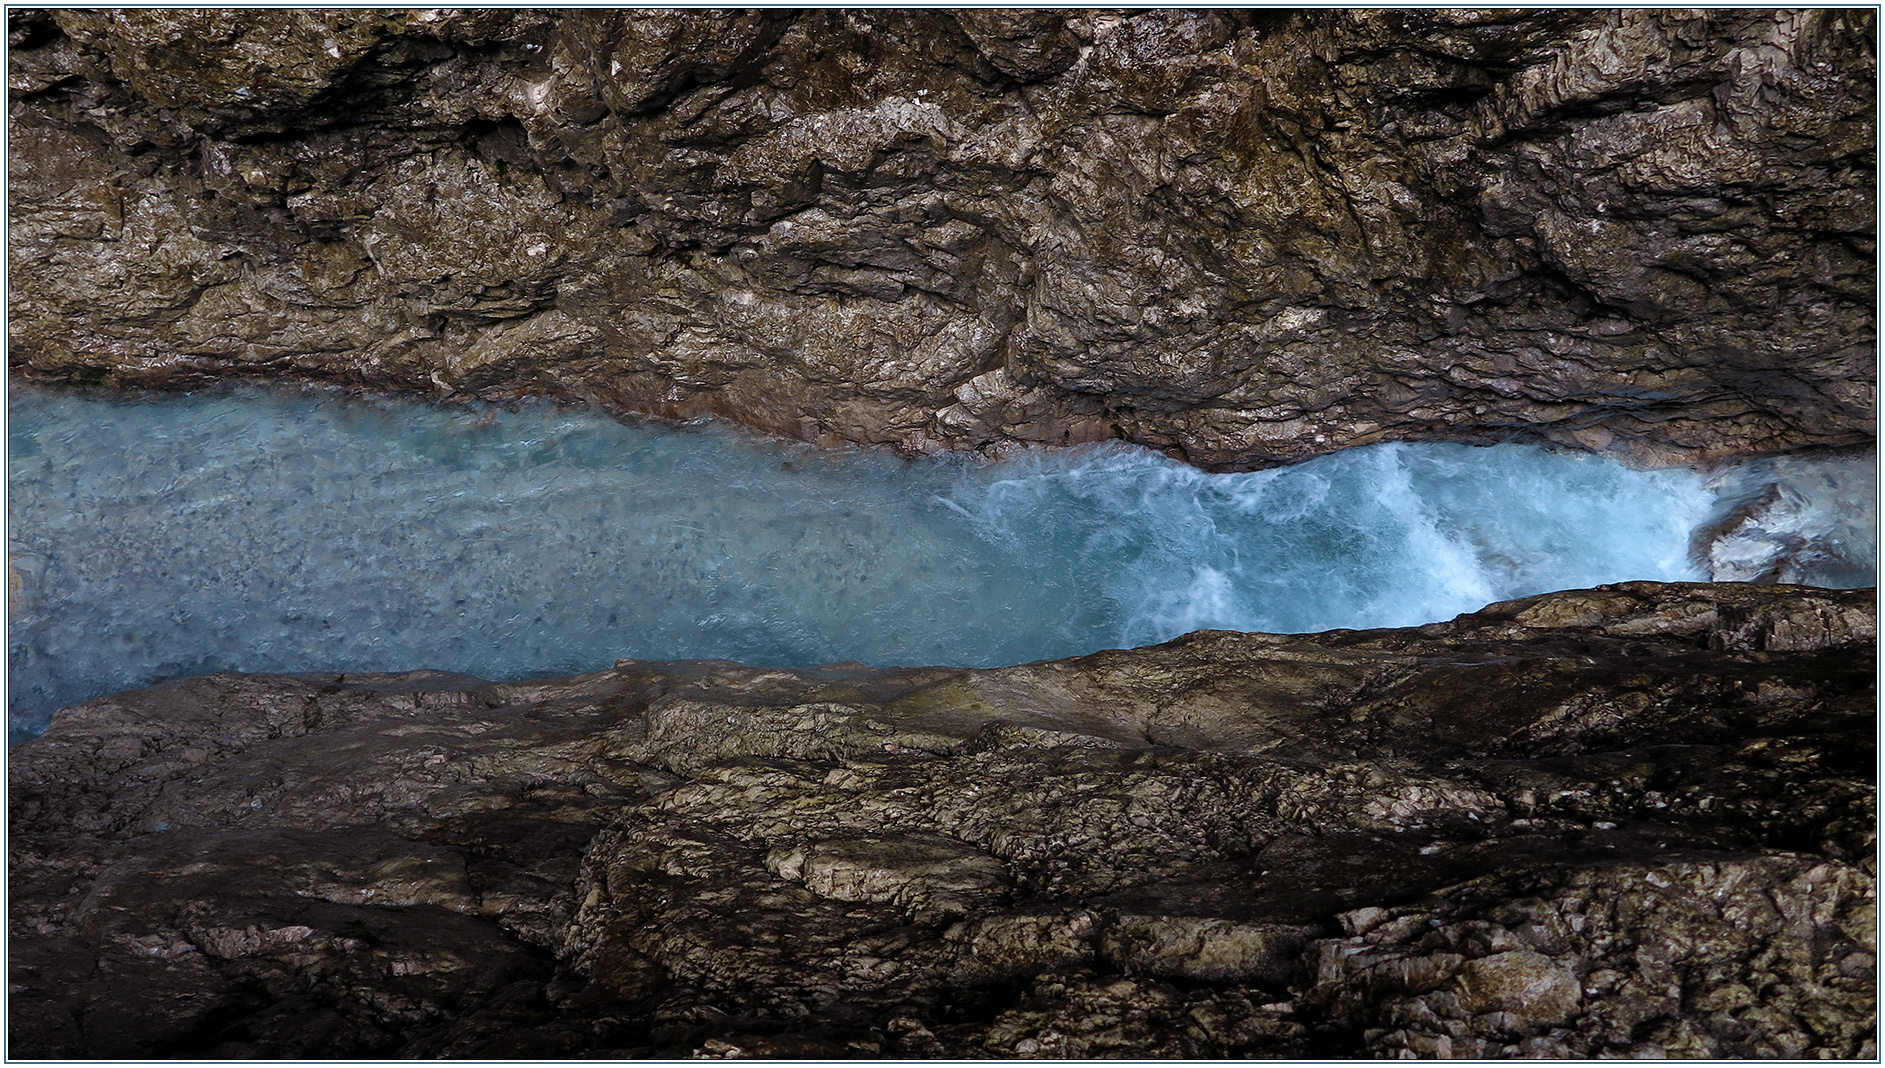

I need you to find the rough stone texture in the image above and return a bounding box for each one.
[10,582,1875,1058]
[7,9,1875,469]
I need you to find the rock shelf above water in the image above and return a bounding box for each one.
[9,581,1874,1058]
[7,9,1875,468]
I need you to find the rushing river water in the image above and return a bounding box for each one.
[8,383,1875,739]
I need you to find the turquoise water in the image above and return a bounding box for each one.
[7,383,1871,739]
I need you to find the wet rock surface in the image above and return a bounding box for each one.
[8,9,1875,468]
[10,582,1875,1058]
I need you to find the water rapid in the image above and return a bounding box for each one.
[8,383,1874,740]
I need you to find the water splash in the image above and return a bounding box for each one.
[8,383,1872,739]
[1694,451,1876,588]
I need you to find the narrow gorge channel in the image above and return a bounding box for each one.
[10,382,1872,739]
[8,8,1875,1060]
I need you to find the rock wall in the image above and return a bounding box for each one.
[9,583,1876,1057]
[8,9,1875,468]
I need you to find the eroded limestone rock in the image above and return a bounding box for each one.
[8,9,1875,468]
[9,582,1874,1057]
[1307,857,1876,1058]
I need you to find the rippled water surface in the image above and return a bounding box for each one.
[8,383,1873,739]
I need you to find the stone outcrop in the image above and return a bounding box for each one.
[7,9,1877,1060]
[11,582,1875,1057]
[8,9,1875,468]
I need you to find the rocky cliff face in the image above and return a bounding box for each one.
[10,583,1875,1058]
[8,10,1877,1060]
[8,9,1875,467]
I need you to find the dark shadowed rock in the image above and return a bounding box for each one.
[7,9,1875,468]
[9,583,1875,1057]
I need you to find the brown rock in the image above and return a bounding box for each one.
[7,10,1874,468]
[8,583,1875,1057]
[1454,950,1581,1022]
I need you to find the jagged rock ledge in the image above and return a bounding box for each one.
[7,9,1875,469]
[10,581,1875,1058]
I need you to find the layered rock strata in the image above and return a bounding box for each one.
[8,8,1876,468]
[10,582,1875,1058]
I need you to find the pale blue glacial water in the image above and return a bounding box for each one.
[7,383,1873,739]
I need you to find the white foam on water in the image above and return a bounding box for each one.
[1696,451,1877,587]
[7,383,1874,739]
